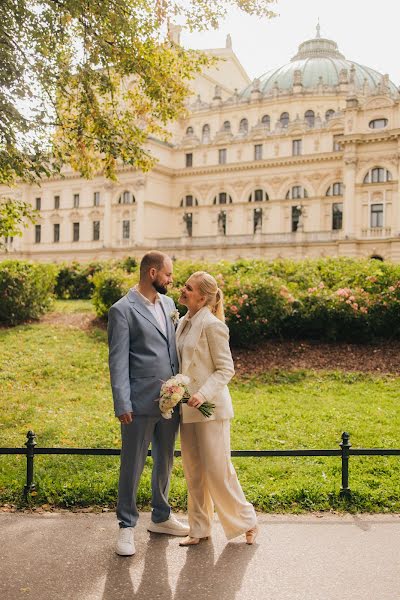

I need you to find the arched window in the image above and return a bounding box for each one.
[261,114,270,129]
[326,182,344,196]
[369,118,388,129]
[305,110,315,127]
[239,118,248,133]
[286,186,308,200]
[325,109,335,121]
[180,195,199,207]
[213,192,233,205]
[118,191,135,204]
[248,189,269,202]
[202,124,210,142]
[363,167,392,184]
[280,112,289,128]
[370,254,384,261]
[223,121,231,132]
[186,126,194,135]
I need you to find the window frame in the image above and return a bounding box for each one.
[369,118,388,130]
[292,139,302,156]
[280,112,289,128]
[218,148,227,165]
[254,144,263,160]
[93,220,100,241]
[122,220,130,239]
[73,222,80,242]
[35,224,41,243]
[332,202,343,230]
[370,203,384,228]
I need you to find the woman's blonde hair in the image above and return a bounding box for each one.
[191,271,225,322]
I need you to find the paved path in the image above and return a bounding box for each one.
[1,512,400,600]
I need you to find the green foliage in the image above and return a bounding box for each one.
[0,198,37,247]
[0,260,57,325]
[0,0,276,186]
[87,256,400,343]
[91,268,138,319]
[55,261,107,299]
[120,256,138,273]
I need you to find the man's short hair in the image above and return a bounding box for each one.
[139,251,169,278]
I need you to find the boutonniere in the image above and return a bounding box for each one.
[170,309,180,326]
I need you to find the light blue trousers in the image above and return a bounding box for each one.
[117,412,179,528]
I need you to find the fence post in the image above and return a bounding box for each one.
[340,431,351,499]
[24,431,37,499]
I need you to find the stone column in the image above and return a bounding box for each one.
[343,155,357,239]
[392,145,400,260]
[396,144,400,236]
[103,182,114,249]
[134,178,146,245]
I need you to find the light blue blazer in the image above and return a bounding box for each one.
[108,289,179,417]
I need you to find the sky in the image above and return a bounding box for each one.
[181,0,400,85]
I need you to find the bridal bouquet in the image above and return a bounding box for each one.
[159,374,215,419]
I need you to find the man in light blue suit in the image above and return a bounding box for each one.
[108,251,189,556]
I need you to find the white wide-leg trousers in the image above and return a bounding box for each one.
[180,419,257,540]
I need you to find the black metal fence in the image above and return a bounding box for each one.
[1,430,400,500]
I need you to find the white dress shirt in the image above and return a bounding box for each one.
[133,286,167,336]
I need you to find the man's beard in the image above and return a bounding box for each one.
[152,279,168,295]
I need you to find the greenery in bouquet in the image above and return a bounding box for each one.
[159,375,215,419]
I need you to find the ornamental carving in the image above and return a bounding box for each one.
[133,179,146,190]
[197,184,211,195]
[306,172,324,183]
[232,180,248,193]
[344,157,357,166]
[269,176,285,186]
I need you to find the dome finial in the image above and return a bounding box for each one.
[316,18,321,39]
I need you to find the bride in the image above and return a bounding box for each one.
[176,271,258,546]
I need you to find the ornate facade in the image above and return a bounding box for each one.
[3,26,400,262]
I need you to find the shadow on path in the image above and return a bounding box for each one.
[175,540,257,600]
[102,535,172,600]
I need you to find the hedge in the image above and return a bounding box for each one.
[91,257,400,345]
[54,257,138,299]
[0,260,57,325]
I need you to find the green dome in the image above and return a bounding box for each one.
[240,29,398,98]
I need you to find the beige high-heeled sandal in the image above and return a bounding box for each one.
[245,525,259,545]
[179,535,209,546]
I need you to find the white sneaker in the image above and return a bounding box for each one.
[147,513,189,536]
[116,527,135,556]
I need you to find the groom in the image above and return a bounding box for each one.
[108,251,188,556]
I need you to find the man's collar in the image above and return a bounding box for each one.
[133,285,161,306]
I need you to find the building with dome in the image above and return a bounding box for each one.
[3,25,400,262]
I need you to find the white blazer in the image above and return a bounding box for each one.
[176,306,235,423]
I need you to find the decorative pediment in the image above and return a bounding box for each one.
[364,96,395,110]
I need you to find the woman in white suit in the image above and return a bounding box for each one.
[176,271,258,546]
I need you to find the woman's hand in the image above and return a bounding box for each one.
[187,393,205,409]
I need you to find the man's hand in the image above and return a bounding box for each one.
[118,412,134,425]
[187,393,205,409]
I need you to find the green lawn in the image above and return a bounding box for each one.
[1,300,400,512]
